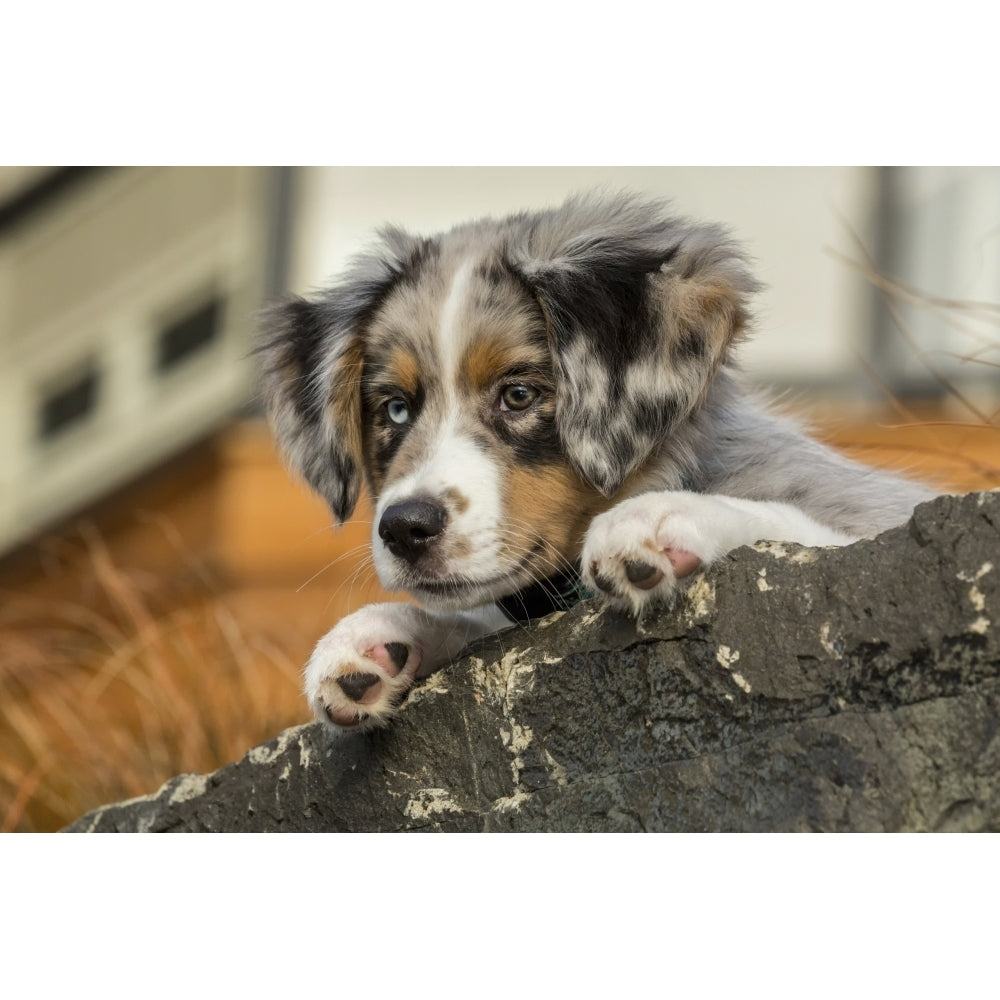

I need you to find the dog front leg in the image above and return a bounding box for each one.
[581,490,855,616]
[305,601,509,732]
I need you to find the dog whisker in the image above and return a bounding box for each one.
[295,543,376,592]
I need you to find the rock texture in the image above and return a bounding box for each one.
[67,491,1000,832]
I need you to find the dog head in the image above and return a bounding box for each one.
[258,192,757,610]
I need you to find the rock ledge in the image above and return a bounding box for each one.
[66,492,1000,832]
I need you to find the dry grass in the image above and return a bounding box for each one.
[0,531,305,833]
[814,405,1000,496]
[823,230,1000,492]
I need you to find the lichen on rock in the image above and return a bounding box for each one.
[66,492,1000,833]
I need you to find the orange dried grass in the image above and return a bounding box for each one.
[0,531,305,833]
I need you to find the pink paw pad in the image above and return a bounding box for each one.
[323,702,364,727]
[362,641,411,677]
[664,547,701,579]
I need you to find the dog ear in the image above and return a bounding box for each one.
[515,196,759,495]
[257,227,430,522]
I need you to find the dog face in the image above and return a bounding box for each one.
[356,253,612,610]
[259,193,756,610]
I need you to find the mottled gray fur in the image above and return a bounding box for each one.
[258,190,936,733]
[260,191,929,540]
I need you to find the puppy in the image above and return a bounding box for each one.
[259,192,932,732]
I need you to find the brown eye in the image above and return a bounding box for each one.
[500,384,539,412]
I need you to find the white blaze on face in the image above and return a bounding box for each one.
[373,419,504,573]
[372,260,510,591]
[435,259,477,386]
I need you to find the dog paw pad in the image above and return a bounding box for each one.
[664,547,701,579]
[623,559,664,589]
[590,565,618,594]
[336,672,381,702]
[383,641,409,672]
[361,641,411,676]
[322,700,364,728]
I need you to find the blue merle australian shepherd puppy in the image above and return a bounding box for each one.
[258,191,931,731]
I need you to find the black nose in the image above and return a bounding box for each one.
[378,499,446,564]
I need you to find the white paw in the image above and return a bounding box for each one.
[305,604,423,733]
[581,492,743,615]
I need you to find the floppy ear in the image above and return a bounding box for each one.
[257,227,430,522]
[515,195,758,495]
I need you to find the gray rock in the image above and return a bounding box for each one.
[65,491,1000,832]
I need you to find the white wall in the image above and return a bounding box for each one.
[0,167,269,555]
[290,166,879,385]
[879,166,1000,390]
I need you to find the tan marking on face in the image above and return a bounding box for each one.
[459,336,549,394]
[384,345,422,397]
[329,335,365,474]
[498,446,668,580]
[442,486,470,515]
[502,460,613,571]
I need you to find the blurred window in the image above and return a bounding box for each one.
[37,365,101,440]
[155,297,223,373]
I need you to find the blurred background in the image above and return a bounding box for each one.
[1,166,998,831]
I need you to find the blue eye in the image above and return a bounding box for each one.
[386,398,410,425]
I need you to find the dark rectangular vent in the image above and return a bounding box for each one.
[38,366,101,440]
[156,298,223,373]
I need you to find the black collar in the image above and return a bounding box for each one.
[497,568,591,625]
